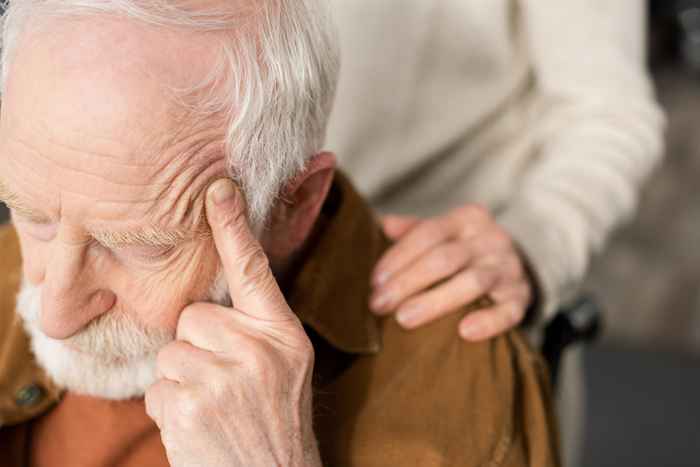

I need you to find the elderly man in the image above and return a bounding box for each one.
[0,1,560,466]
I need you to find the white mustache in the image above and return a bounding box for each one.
[14,271,230,399]
[17,282,173,361]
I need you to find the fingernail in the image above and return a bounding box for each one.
[373,270,389,286]
[208,179,236,206]
[396,308,418,328]
[460,323,481,340]
[370,292,392,312]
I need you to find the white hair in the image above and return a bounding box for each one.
[17,281,168,399]
[0,0,339,226]
[16,271,231,399]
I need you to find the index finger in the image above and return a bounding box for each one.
[381,215,420,240]
[205,178,290,321]
[373,217,451,286]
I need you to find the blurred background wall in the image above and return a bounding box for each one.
[578,4,700,465]
[583,0,700,356]
[0,2,698,466]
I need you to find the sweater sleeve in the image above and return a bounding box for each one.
[497,0,666,321]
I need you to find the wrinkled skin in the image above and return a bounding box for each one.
[0,14,334,467]
[1,16,230,338]
[370,207,534,341]
[146,180,322,467]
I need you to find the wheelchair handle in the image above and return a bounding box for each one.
[541,295,603,388]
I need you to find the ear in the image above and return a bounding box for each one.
[260,152,336,260]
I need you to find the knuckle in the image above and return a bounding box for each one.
[204,359,233,389]
[288,349,314,377]
[218,201,248,231]
[490,230,513,249]
[505,303,523,326]
[430,246,457,273]
[295,335,315,365]
[144,393,154,415]
[176,309,197,338]
[489,285,510,303]
[282,333,315,379]
[422,219,447,241]
[144,384,159,407]
[402,296,424,312]
[506,257,524,277]
[479,316,498,337]
[428,303,451,322]
[179,303,209,327]
[476,254,500,269]
[458,204,490,222]
[144,392,159,420]
[239,244,272,289]
[177,391,207,423]
[156,344,176,369]
[384,281,403,300]
[275,310,305,331]
[244,341,276,375]
[472,269,493,291]
[176,303,218,337]
[178,304,198,325]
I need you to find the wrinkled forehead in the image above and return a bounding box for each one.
[0,15,228,229]
[2,13,224,150]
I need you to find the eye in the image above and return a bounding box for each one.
[13,214,58,242]
[113,244,177,264]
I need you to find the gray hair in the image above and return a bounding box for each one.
[0,0,340,226]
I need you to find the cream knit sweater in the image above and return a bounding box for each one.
[326,0,666,319]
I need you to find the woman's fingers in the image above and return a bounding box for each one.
[392,265,500,329]
[381,215,420,240]
[458,299,527,341]
[373,205,534,341]
[373,211,478,286]
[370,241,473,314]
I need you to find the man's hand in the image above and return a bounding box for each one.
[370,204,534,341]
[145,179,321,467]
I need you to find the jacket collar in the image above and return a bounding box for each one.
[0,171,384,426]
[285,172,385,354]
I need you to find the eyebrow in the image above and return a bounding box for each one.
[0,178,52,223]
[0,178,211,247]
[92,226,210,249]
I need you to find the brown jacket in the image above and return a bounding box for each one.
[0,174,560,466]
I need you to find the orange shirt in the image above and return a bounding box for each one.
[28,393,167,467]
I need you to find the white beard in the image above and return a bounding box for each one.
[16,272,230,400]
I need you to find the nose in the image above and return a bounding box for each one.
[40,232,116,339]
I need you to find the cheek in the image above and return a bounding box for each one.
[112,239,220,331]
